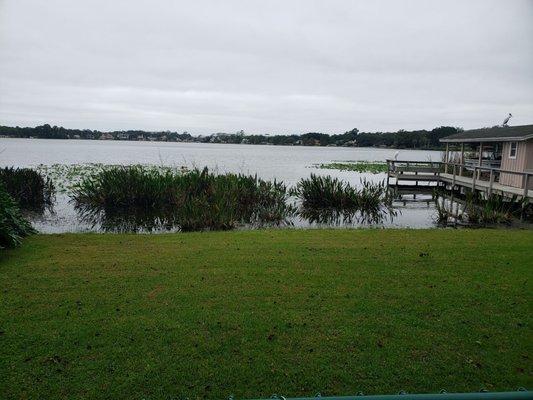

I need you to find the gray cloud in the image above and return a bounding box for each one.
[1,0,532,133]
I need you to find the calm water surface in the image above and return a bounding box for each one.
[1,138,443,232]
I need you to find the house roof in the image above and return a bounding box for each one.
[440,124,533,143]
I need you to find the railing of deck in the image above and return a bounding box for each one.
[386,160,533,199]
[441,161,532,198]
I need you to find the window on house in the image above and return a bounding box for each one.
[509,142,517,159]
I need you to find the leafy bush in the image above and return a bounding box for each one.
[0,167,54,210]
[0,183,35,248]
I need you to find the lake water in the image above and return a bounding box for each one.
[0,138,443,232]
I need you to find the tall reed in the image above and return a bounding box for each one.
[72,166,294,232]
[292,174,395,223]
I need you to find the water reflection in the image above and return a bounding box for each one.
[299,206,397,226]
[76,206,182,233]
[75,204,298,233]
[73,202,399,233]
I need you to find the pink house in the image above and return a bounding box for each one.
[440,124,533,191]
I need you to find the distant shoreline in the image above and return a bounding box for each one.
[0,124,456,150]
[0,135,447,151]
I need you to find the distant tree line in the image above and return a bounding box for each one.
[0,124,461,149]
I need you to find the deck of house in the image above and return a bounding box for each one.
[386,160,533,202]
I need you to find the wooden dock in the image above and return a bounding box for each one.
[386,160,533,202]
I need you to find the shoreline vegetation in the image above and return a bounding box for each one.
[1,164,531,244]
[71,166,394,232]
[1,229,531,399]
[0,124,460,150]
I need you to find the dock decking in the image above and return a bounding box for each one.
[387,160,533,202]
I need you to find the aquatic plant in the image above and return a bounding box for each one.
[463,192,520,225]
[72,166,294,232]
[292,174,395,223]
[314,161,388,174]
[433,191,525,227]
[0,183,35,248]
[432,194,461,226]
[0,167,55,211]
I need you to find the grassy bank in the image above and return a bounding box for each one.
[1,229,532,399]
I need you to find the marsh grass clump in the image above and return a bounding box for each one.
[292,174,395,223]
[433,191,525,227]
[0,183,35,248]
[72,166,294,232]
[463,192,521,225]
[72,165,181,208]
[0,167,54,211]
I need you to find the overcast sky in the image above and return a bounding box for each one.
[0,0,532,134]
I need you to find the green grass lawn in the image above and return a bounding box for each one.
[1,229,532,399]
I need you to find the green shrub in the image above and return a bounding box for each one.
[0,183,35,248]
[0,167,54,210]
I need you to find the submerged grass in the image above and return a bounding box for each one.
[1,230,532,399]
[315,161,388,174]
[0,167,54,210]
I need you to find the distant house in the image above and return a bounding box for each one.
[117,132,130,140]
[100,133,114,140]
[440,124,533,190]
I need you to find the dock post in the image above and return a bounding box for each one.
[452,164,456,187]
[471,167,477,192]
[488,169,494,197]
[459,143,464,176]
[522,174,530,217]
[386,160,390,190]
[523,174,529,198]
[444,143,449,174]
[477,142,483,180]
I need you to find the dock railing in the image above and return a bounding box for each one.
[386,160,532,200]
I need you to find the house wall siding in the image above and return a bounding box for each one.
[525,141,533,189]
[500,140,531,188]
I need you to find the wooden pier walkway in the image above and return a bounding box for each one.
[386,160,533,202]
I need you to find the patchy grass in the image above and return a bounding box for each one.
[0,229,532,399]
[315,161,388,174]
